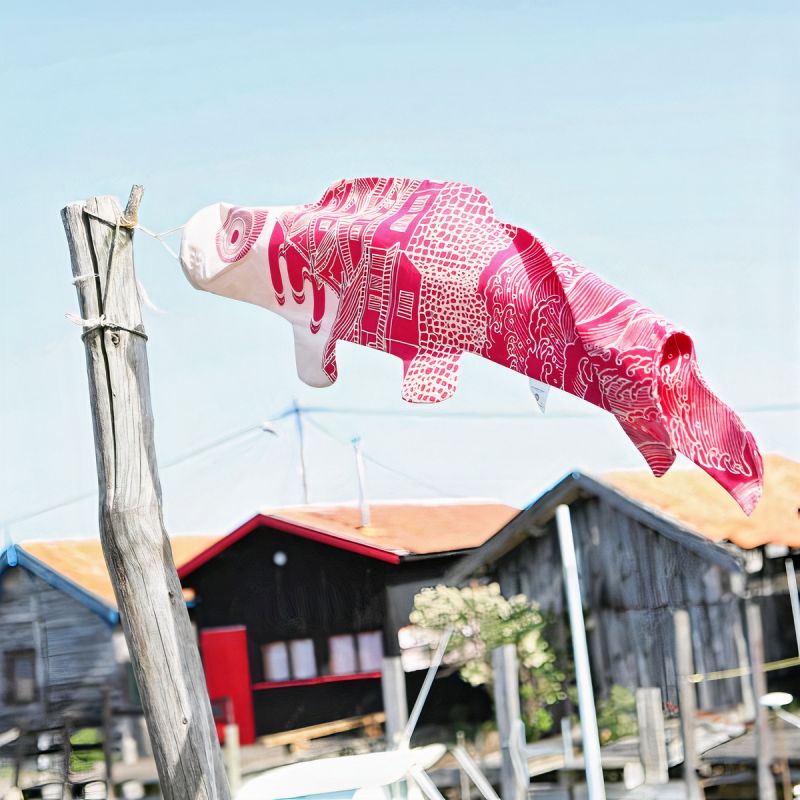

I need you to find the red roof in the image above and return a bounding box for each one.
[604,454,799,549]
[177,501,519,578]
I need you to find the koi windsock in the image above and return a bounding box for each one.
[179,177,763,514]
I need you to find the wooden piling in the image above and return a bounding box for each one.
[492,644,527,800]
[62,189,230,800]
[673,609,703,800]
[745,600,777,800]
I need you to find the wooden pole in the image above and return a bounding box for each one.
[62,189,230,800]
[63,716,73,798]
[491,644,527,800]
[673,609,703,800]
[102,687,116,799]
[223,724,241,795]
[381,656,408,746]
[635,688,668,785]
[745,599,777,800]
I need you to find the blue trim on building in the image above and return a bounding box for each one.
[0,545,120,626]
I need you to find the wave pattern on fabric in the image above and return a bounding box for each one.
[180,177,763,514]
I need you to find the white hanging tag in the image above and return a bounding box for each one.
[528,378,550,413]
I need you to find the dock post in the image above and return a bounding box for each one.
[635,688,668,785]
[673,609,704,800]
[382,656,409,745]
[492,644,527,800]
[223,724,242,795]
[745,600,777,800]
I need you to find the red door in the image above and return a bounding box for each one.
[200,626,256,745]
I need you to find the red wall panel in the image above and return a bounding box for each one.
[200,626,256,745]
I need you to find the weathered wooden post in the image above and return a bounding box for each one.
[223,724,242,795]
[492,644,527,800]
[102,688,116,799]
[635,688,668,785]
[673,609,703,800]
[745,600,777,800]
[381,656,409,745]
[62,189,230,800]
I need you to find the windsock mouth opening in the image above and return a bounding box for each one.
[659,331,693,370]
[179,203,228,290]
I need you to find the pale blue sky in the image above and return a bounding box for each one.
[1,1,798,540]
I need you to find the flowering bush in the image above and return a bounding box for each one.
[409,582,566,738]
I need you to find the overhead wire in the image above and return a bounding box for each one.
[303,412,456,498]
[4,398,798,533]
[3,424,271,531]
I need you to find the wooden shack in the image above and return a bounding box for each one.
[0,544,122,733]
[177,501,516,741]
[0,536,216,736]
[446,455,800,713]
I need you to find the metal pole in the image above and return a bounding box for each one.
[352,437,371,527]
[785,558,800,657]
[293,399,310,504]
[401,628,453,746]
[555,504,606,800]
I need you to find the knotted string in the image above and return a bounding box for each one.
[65,312,148,341]
[65,208,177,330]
[135,223,183,260]
[67,207,171,334]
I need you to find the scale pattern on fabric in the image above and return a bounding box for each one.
[180,177,763,514]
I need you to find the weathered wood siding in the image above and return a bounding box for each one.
[494,496,745,711]
[0,568,125,729]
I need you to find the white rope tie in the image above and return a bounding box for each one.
[135,223,183,260]
[65,312,148,340]
[68,209,175,323]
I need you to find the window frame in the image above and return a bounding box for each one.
[5,648,38,705]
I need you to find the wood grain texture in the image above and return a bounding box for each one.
[495,496,746,710]
[62,193,230,800]
[0,569,123,730]
[673,609,703,800]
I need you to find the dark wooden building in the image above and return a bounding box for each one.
[0,543,123,733]
[446,455,799,714]
[0,536,215,740]
[178,502,516,742]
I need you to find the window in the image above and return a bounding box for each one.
[328,634,358,675]
[357,631,384,672]
[289,639,317,679]
[262,642,290,682]
[5,649,37,704]
[262,639,317,682]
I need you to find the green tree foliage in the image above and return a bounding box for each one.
[596,685,638,743]
[409,583,566,739]
[69,727,104,772]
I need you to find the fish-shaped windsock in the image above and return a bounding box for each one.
[179,177,763,514]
